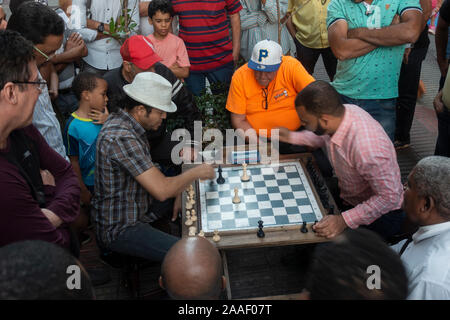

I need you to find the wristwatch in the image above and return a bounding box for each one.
[97,23,105,33]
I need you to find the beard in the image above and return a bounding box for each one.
[314,122,326,136]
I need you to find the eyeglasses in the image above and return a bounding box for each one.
[12,80,47,92]
[262,88,268,110]
[33,46,52,63]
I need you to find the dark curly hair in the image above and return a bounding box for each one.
[0,30,34,91]
[7,1,64,45]
[148,0,174,19]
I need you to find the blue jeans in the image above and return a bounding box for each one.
[108,222,178,262]
[340,95,397,141]
[185,62,234,96]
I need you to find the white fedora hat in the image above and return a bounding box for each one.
[123,72,177,113]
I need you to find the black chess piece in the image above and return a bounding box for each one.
[216,165,225,184]
[312,220,318,232]
[301,221,308,233]
[329,205,334,215]
[257,220,265,238]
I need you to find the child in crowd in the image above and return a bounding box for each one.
[64,72,108,207]
[146,0,190,79]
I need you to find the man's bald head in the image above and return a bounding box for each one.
[160,237,223,300]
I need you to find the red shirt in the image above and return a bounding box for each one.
[172,0,242,72]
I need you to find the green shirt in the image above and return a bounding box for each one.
[327,0,422,99]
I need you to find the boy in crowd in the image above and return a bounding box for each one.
[146,0,190,80]
[64,72,108,207]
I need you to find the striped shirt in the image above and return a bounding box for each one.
[92,109,154,246]
[172,0,242,72]
[288,104,403,229]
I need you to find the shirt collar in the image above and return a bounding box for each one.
[116,109,147,138]
[412,221,450,244]
[330,104,352,148]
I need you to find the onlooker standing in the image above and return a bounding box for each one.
[146,0,190,79]
[327,0,423,141]
[71,0,140,76]
[7,2,69,161]
[434,0,450,156]
[171,0,243,96]
[239,0,296,61]
[394,0,432,149]
[286,0,336,80]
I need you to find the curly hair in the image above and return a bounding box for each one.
[148,0,174,19]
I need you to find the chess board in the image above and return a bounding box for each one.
[196,161,324,235]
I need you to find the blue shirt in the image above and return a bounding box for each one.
[64,113,102,187]
[327,0,422,99]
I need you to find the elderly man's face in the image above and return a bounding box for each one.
[254,70,277,87]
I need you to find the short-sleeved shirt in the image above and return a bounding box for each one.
[147,33,191,69]
[63,113,102,187]
[288,0,331,49]
[92,109,154,246]
[226,56,315,136]
[171,0,242,72]
[327,0,422,99]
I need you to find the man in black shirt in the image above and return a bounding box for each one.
[103,35,201,167]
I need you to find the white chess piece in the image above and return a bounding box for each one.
[241,163,250,182]
[213,230,220,242]
[232,187,241,204]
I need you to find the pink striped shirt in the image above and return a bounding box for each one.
[289,104,403,229]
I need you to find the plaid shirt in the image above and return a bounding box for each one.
[289,104,403,228]
[92,109,154,246]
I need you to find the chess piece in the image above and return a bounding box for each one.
[191,215,197,222]
[216,165,225,184]
[186,200,193,210]
[312,220,318,233]
[301,221,308,233]
[213,230,220,242]
[232,187,241,204]
[191,209,196,216]
[329,205,334,215]
[188,226,197,237]
[257,220,265,238]
[241,163,250,182]
[185,217,193,226]
[198,230,205,237]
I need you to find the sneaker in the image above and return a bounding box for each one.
[394,140,410,149]
[79,232,92,246]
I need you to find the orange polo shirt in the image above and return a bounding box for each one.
[226,56,314,137]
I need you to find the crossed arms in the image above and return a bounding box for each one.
[328,9,422,61]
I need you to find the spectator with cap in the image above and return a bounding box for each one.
[92,72,215,261]
[226,39,315,154]
[104,35,201,169]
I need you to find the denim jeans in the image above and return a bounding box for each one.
[108,222,178,262]
[294,38,337,81]
[340,95,397,141]
[185,62,234,96]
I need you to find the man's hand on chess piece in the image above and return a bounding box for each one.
[172,193,182,222]
[195,163,216,181]
[313,215,347,239]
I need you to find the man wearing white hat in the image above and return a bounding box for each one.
[92,72,215,261]
[226,39,315,153]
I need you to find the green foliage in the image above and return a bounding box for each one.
[103,0,138,44]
